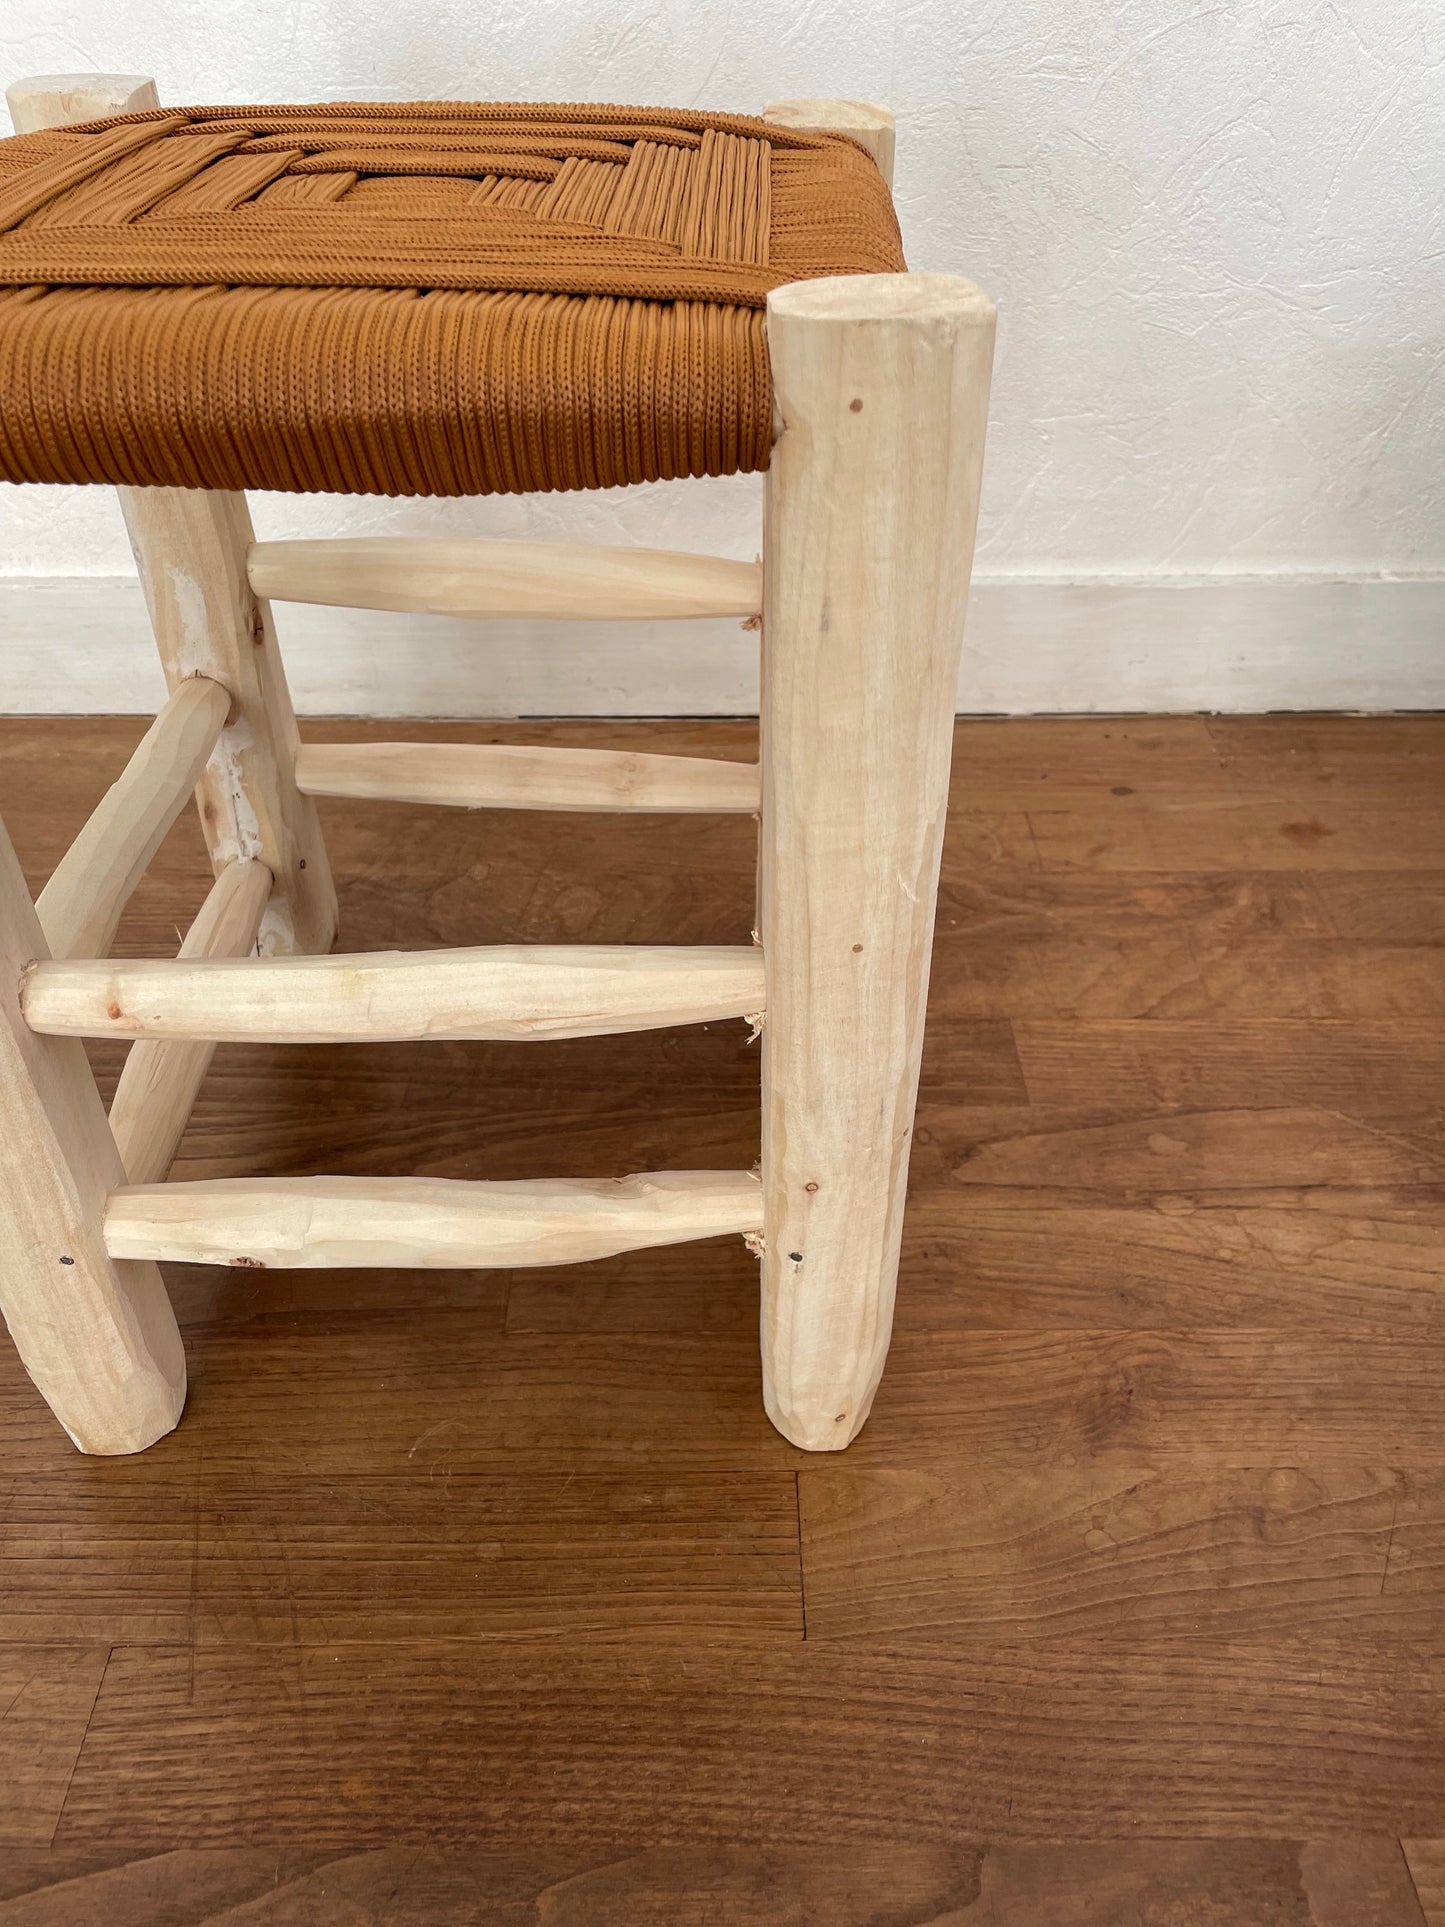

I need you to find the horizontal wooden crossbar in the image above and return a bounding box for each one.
[107,859,273,1184]
[247,537,763,622]
[22,944,766,1043]
[34,675,230,959]
[294,740,762,813]
[102,1170,764,1269]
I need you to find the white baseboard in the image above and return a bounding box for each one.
[1,572,1441,715]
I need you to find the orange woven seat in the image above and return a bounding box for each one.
[0,100,904,497]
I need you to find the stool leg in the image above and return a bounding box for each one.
[5,71,338,961]
[0,815,184,1453]
[119,488,338,957]
[759,273,995,1450]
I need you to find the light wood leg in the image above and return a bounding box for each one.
[5,72,159,131]
[0,812,185,1453]
[118,488,338,957]
[7,71,338,962]
[759,272,995,1450]
[763,98,896,188]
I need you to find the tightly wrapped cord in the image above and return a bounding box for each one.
[0,100,905,497]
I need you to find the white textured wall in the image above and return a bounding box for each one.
[2,2,1443,711]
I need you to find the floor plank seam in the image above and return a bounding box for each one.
[48,1641,111,1851]
[1398,1836,1428,1925]
[795,1471,807,1642]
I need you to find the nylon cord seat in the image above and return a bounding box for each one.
[0,99,905,497]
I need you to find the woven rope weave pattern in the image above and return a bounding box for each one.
[0,101,904,496]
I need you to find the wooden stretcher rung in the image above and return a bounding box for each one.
[34,675,231,960]
[247,536,763,621]
[293,740,761,813]
[21,943,767,1044]
[102,1169,764,1270]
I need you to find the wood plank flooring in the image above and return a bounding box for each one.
[0,713,1442,1923]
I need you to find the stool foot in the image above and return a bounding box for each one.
[0,813,184,1454]
[759,272,996,1450]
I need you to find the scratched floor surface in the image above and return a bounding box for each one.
[1,714,1443,1924]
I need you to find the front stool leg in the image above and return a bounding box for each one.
[759,273,996,1449]
[0,815,184,1453]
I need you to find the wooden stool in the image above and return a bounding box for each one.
[0,74,994,1455]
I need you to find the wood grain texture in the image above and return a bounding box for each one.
[33,676,230,961]
[759,273,995,1447]
[104,1170,762,1269]
[5,74,158,137]
[24,944,767,1044]
[0,712,1441,1911]
[46,1637,1445,1844]
[1405,1840,1445,1924]
[764,97,897,188]
[800,1463,1445,1642]
[0,1646,109,1845]
[248,537,764,622]
[0,1468,800,1647]
[0,812,184,1455]
[295,738,762,813]
[0,1839,1423,1925]
[118,488,338,959]
[107,857,272,1185]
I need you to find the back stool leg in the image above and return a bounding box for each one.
[119,488,338,957]
[759,273,996,1449]
[0,816,185,1453]
[6,72,338,962]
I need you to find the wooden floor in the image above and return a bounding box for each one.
[1,713,1443,1923]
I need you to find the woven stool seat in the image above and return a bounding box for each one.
[0,100,904,497]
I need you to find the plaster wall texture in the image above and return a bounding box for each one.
[1,1,1441,711]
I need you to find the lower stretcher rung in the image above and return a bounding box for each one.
[22,943,766,1043]
[103,1170,763,1269]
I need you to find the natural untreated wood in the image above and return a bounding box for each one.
[248,538,763,622]
[22,944,767,1043]
[103,1170,763,1270]
[33,676,229,961]
[119,489,338,960]
[0,814,183,1455]
[106,859,272,1185]
[5,72,158,134]
[763,98,897,187]
[19,74,338,964]
[759,272,995,1449]
[294,740,761,813]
